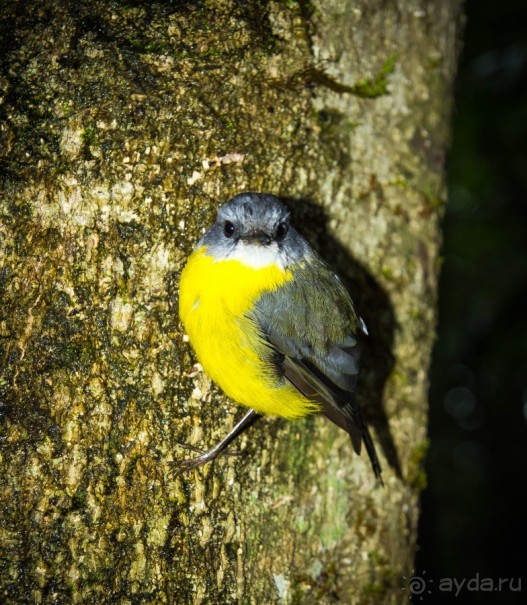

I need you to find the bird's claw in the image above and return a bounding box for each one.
[170,442,243,477]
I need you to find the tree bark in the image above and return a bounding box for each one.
[0,1,461,603]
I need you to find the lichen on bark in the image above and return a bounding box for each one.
[1,1,461,603]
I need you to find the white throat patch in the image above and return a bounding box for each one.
[226,241,285,270]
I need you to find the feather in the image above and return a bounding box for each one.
[250,251,383,481]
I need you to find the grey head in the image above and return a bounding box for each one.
[199,193,311,269]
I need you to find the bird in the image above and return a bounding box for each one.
[178,192,383,482]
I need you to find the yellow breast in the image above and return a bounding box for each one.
[179,246,318,418]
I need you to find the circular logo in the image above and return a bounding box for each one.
[402,570,432,601]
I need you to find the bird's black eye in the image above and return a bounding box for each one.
[223,220,235,238]
[275,222,289,240]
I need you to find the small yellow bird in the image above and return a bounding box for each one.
[178,193,382,481]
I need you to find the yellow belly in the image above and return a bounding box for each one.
[179,247,319,419]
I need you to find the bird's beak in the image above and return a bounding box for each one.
[242,230,272,246]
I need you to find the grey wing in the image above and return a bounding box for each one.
[251,260,382,480]
[265,319,367,456]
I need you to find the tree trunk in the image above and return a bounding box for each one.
[0,1,461,603]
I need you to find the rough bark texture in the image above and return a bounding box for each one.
[0,1,461,603]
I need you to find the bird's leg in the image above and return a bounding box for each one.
[173,409,262,472]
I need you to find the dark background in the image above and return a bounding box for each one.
[415,0,527,602]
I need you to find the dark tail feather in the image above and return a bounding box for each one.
[282,355,383,483]
[354,417,384,486]
[344,417,363,455]
[338,400,383,484]
[324,399,384,485]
